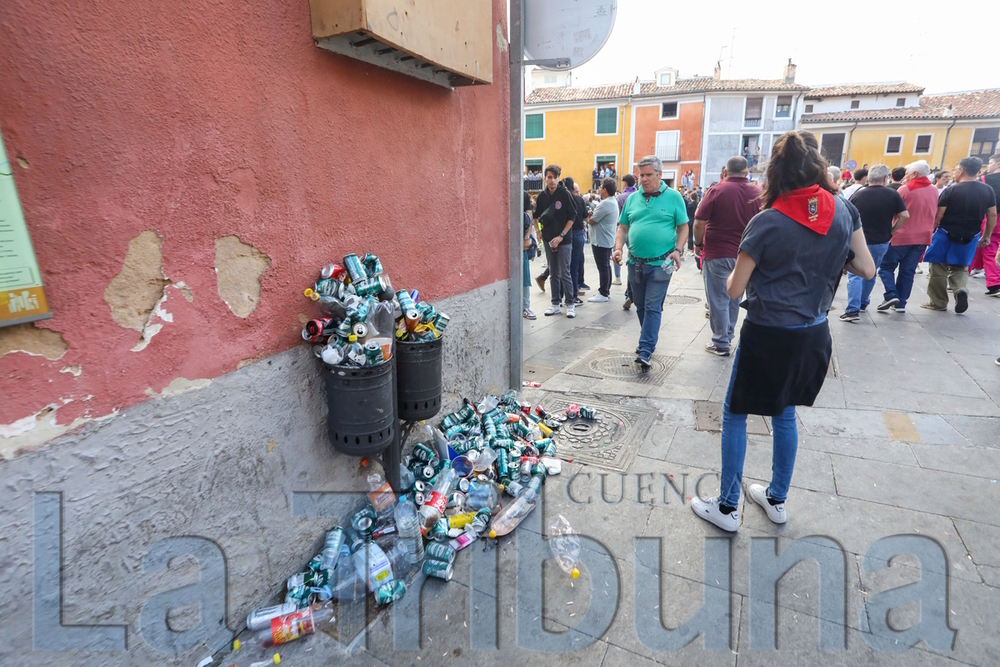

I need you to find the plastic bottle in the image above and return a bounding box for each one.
[406,421,434,449]
[328,550,367,600]
[547,515,582,579]
[394,497,425,564]
[487,475,543,538]
[419,467,459,530]
[246,601,298,632]
[257,604,334,647]
[352,541,394,592]
[399,464,415,492]
[359,458,396,522]
[464,479,500,512]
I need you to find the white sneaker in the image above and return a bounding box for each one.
[566,304,576,318]
[612,278,622,285]
[691,496,739,532]
[587,294,609,303]
[544,305,561,316]
[523,308,536,320]
[748,484,786,524]
[971,269,986,278]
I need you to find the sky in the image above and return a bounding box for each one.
[522,0,1000,95]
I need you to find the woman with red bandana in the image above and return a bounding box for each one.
[692,131,875,532]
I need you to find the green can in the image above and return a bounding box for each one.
[495,449,509,478]
[471,507,492,534]
[352,507,376,539]
[542,442,557,458]
[445,424,466,439]
[433,312,450,333]
[375,579,406,605]
[425,541,456,564]
[429,517,450,541]
[457,405,477,423]
[342,253,368,284]
[531,463,548,480]
[412,442,436,463]
[422,559,454,580]
[364,340,384,366]
[580,406,597,420]
[396,290,416,312]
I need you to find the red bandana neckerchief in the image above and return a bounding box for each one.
[907,176,932,190]
[771,185,836,235]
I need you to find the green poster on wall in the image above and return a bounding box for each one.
[0,129,51,327]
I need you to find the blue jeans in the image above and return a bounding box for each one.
[703,257,739,349]
[571,229,586,295]
[719,343,799,508]
[879,244,926,309]
[522,250,531,310]
[847,241,890,312]
[627,261,673,357]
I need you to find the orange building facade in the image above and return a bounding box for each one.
[631,97,705,187]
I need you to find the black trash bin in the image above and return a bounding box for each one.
[396,337,443,421]
[322,359,396,456]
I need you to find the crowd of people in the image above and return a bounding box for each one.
[523,131,999,532]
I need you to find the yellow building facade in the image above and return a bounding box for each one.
[524,94,633,193]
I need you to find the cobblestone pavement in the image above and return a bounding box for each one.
[220,250,1000,667]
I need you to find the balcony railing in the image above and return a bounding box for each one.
[654,149,679,163]
[744,118,762,128]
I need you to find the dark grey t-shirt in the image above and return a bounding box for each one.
[739,197,861,327]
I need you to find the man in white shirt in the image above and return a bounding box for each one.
[843,168,868,199]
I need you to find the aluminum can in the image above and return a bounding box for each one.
[364,340,384,366]
[433,312,450,333]
[457,405,477,423]
[495,449,508,478]
[355,276,387,298]
[566,404,580,419]
[425,541,456,563]
[375,579,406,605]
[412,442,436,463]
[343,254,368,283]
[505,480,523,497]
[534,406,550,419]
[413,480,427,493]
[247,601,298,632]
[320,263,346,281]
[580,406,597,420]
[396,290,416,312]
[471,507,492,534]
[444,424,466,440]
[422,559,454,580]
[542,442,557,458]
[362,253,384,277]
[351,506,376,539]
[447,491,466,510]
[417,302,437,324]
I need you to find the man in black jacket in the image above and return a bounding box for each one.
[534,165,578,318]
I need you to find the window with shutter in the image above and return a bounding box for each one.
[775,95,792,118]
[885,136,902,154]
[654,131,680,162]
[971,128,1000,158]
[596,108,617,135]
[525,114,544,140]
[914,134,932,154]
[744,97,763,127]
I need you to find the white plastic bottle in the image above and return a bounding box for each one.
[352,541,394,592]
[394,497,425,564]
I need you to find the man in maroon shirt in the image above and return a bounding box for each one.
[693,156,763,355]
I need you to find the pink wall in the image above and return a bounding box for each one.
[0,0,510,437]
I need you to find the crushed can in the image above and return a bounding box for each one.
[580,406,597,420]
[471,507,492,535]
[422,559,454,580]
[343,254,368,284]
[375,579,406,606]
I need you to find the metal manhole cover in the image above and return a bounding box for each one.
[662,295,701,305]
[564,349,680,385]
[538,393,657,471]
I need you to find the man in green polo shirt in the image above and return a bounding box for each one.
[613,155,689,368]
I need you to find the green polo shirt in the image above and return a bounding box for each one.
[617,181,689,266]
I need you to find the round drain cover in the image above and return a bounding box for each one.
[590,353,668,378]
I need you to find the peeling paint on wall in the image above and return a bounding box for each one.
[496,23,508,52]
[144,376,212,398]
[0,403,117,459]
[215,236,271,318]
[59,365,82,376]
[0,323,67,360]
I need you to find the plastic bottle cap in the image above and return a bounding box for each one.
[273,654,281,664]
[571,568,580,579]
[488,529,497,539]
[349,334,358,342]
[232,638,240,650]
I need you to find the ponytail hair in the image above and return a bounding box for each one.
[761,131,838,210]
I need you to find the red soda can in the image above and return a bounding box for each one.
[522,381,542,388]
[534,405,549,419]
[566,404,580,419]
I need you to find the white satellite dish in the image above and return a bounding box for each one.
[523,0,617,70]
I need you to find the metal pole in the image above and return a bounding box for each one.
[508,0,524,390]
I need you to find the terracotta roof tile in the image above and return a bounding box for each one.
[801,89,1000,123]
[805,83,923,99]
[526,77,807,105]
[525,84,633,104]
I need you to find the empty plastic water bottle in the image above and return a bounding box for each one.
[394,497,425,564]
[548,515,581,579]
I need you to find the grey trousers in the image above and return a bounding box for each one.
[543,237,574,306]
[703,257,740,349]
